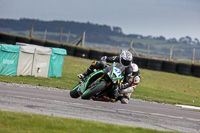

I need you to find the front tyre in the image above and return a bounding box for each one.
[81,80,107,100]
[70,83,81,98]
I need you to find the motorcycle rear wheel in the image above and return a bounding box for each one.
[81,80,107,99]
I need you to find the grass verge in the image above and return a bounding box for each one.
[0,110,176,133]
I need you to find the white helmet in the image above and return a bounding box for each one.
[120,51,133,66]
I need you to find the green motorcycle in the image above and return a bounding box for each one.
[70,62,125,101]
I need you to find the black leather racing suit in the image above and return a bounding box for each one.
[105,56,134,89]
[82,56,133,99]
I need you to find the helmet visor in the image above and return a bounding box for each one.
[122,59,131,66]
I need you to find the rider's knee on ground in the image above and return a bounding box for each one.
[120,98,129,104]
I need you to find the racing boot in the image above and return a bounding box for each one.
[77,67,93,79]
[120,86,135,104]
[120,95,130,104]
[78,61,99,79]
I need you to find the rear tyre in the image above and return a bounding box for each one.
[81,80,107,100]
[70,84,81,98]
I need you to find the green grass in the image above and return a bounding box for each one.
[0,110,176,133]
[0,56,90,90]
[0,56,200,107]
[135,70,200,107]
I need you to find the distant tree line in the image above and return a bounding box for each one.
[0,18,200,48]
[0,18,127,45]
[0,18,123,36]
[0,18,199,46]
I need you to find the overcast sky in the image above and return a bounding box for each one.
[0,0,199,40]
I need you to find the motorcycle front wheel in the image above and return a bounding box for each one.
[70,83,81,98]
[81,80,107,99]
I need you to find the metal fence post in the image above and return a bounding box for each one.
[128,40,138,57]
[169,45,173,61]
[192,48,195,64]
[130,40,133,48]
[147,45,150,58]
[66,31,70,43]
[43,30,47,40]
[81,31,85,47]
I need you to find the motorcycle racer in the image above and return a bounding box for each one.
[77,51,140,104]
[119,63,140,104]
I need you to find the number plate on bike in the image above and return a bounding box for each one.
[113,67,121,77]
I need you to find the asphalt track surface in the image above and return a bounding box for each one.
[0,82,200,133]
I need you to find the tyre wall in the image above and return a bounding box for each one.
[162,61,177,73]
[45,41,61,48]
[89,49,104,60]
[30,38,45,46]
[1,33,200,78]
[138,58,149,69]
[0,33,16,45]
[133,57,140,65]
[147,59,163,71]
[176,63,192,75]
[16,36,31,44]
[103,51,119,57]
[74,46,90,58]
[191,65,200,77]
[61,44,76,56]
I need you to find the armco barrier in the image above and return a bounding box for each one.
[147,59,163,71]
[89,49,104,60]
[162,61,177,73]
[1,32,200,78]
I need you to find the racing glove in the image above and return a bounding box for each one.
[100,56,107,61]
[120,83,129,90]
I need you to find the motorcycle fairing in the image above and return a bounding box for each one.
[79,70,104,94]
